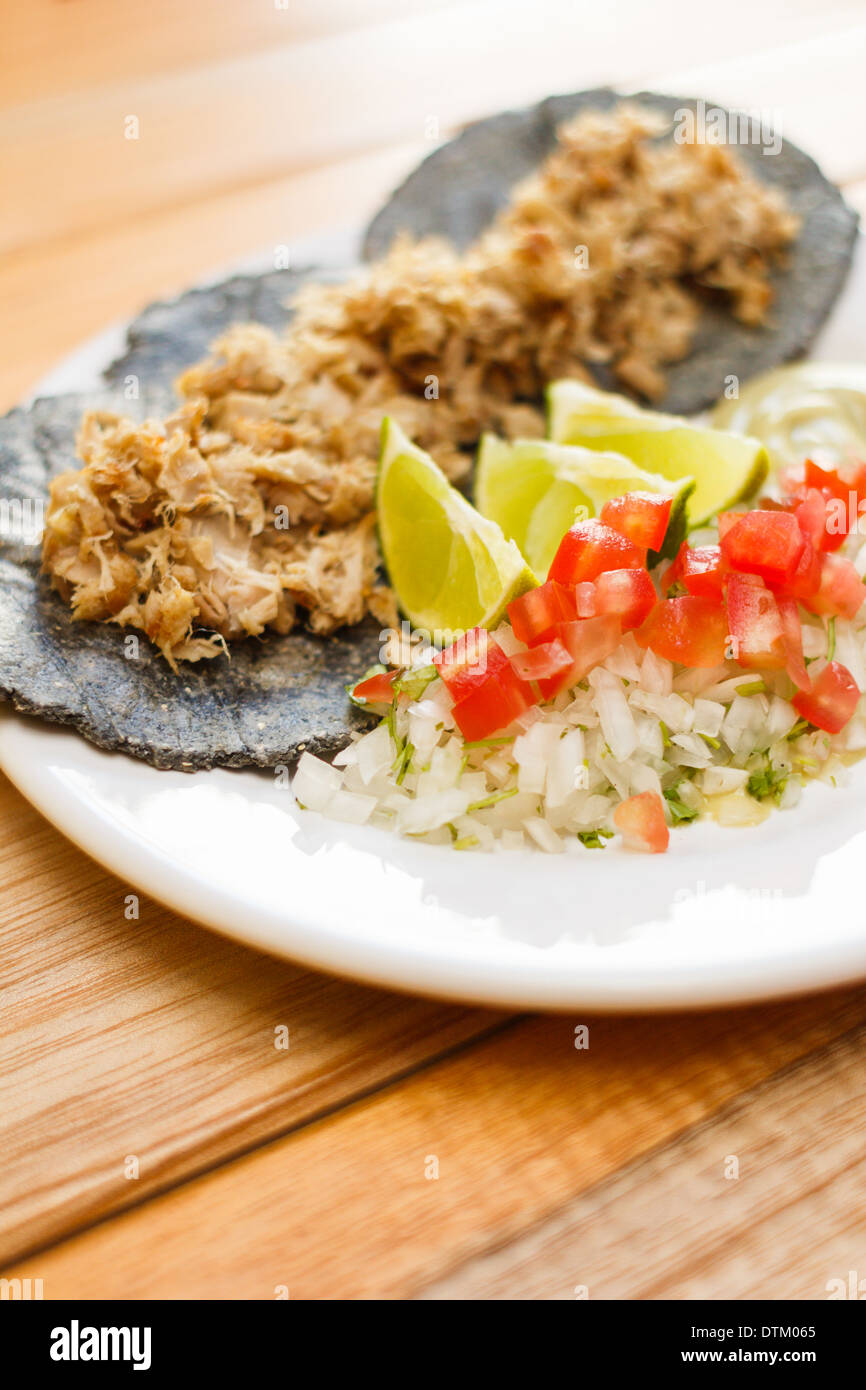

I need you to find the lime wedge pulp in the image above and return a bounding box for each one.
[377,418,536,637]
[475,435,694,576]
[547,379,768,527]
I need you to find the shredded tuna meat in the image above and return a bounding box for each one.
[43,105,797,663]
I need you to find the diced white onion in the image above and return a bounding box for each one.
[396,788,471,834]
[292,752,343,812]
[325,789,377,824]
[699,766,749,796]
[639,647,673,694]
[522,817,564,854]
[589,667,638,761]
[315,514,866,851]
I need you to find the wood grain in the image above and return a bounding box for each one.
[6,988,866,1299]
[4,0,866,1302]
[4,1,864,258]
[3,1,460,109]
[0,141,424,412]
[3,9,866,411]
[420,1021,866,1299]
[0,773,503,1268]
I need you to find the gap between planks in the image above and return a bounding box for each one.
[0,774,508,1267]
[418,1016,866,1299]
[5,985,866,1298]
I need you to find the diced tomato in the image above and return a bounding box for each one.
[594,567,657,631]
[780,460,866,550]
[660,547,683,594]
[507,581,576,647]
[776,597,811,692]
[793,488,825,545]
[804,457,849,502]
[794,487,847,553]
[720,509,805,586]
[536,614,622,699]
[635,595,729,668]
[716,511,742,542]
[671,542,727,600]
[805,553,866,621]
[451,666,535,740]
[822,497,854,551]
[599,491,673,552]
[548,519,644,585]
[350,670,397,706]
[613,791,670,854]
[434,626,509,699]
[574,581,598,617]
[792,660,860,734]
[775,531,822,604]
[724,574,785,670]
[755,495,793,512]
[509,638,573,684]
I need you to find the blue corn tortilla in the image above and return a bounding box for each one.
[362,88,859,415]
[0,269,380,771]
[0,93,858,769]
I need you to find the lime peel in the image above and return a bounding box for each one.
[475,433,693,574]
[547,378,768,527]
[377,418,536,637]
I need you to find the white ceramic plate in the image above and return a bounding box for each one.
[3,237,866,1012]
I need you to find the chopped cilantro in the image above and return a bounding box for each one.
[787,718,811,741]
[384,702,399,745]
[735,680,765,697]
[391,740,414,785]
[827,617,836,662]
[467,787,518,813]
[578,829,613,849]
[394,663,438,701]
[746,757,788,803]
[663,783,699,823]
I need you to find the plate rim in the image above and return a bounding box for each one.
[5,709,866,1013]
[5,234,866,1012]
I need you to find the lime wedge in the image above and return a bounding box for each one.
[475,435,694,576]
[547,379,768,526]
[377,418,536,636]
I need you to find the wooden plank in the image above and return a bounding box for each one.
[0,141,423,411]
[7,987,866,1299]
[657,22,866,186]
[0,773,504,1267]
[420,1021,866,1299]
[3,3,864,255]
[2,1,460,108]
[3,67,865,413]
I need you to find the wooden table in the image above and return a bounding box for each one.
[3,0,866,1300]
